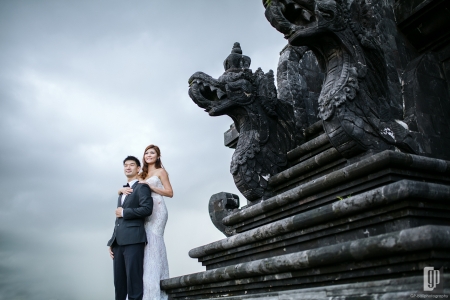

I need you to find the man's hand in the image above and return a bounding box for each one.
[109,247,114,259]
[115,207,123,218]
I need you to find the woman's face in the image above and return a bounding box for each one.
[144,148,158,164]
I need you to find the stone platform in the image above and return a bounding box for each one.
[164,275,450,300]
[163,225,450,299]
[161,126,450,298]
[166,0,450,298]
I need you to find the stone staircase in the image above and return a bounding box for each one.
[161,121,450,299]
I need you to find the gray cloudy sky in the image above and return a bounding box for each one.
[0,1,286,299]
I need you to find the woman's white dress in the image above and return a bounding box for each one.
[143,176,169,300]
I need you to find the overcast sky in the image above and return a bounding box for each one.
[0,1,287,299]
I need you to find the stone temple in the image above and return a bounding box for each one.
[162,0,450,298]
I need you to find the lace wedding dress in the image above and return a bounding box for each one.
[143,176,169,300]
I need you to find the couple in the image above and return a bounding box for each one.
[107,144,173,300]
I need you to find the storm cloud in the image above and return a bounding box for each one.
[0,1,286,299]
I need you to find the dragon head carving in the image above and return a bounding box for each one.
[188,43,301,202]
[263,0,419,157]
[264,0,350,43]
[263,0,376,47]
[189,43,277,120]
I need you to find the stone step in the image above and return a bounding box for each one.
[164,256,450,299]
[266,125,337,199]
[222,151,450,233]
[189,180,450,269]
[163,275,450,300]
[303,120,324,140]
[286,132,332,165]
[272,140,347,198]
[161,225,450,299]
[270,147,343,191]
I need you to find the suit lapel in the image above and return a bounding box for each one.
[117,194,122,208]
[122,181,140,207]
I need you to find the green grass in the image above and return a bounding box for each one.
[337,194,352,201]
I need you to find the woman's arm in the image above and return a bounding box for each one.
[118,187,133,195]
[150,170,174,198]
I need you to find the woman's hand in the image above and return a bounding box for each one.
[118,187,133,195]
[139,180,152,188]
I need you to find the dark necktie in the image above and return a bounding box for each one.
[123,183,130,188]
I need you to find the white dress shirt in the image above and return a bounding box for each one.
[120,179,138,216]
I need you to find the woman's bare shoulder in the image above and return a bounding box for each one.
[155,168,167,176]
[157,168,169,178]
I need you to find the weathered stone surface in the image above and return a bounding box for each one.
[238,168,450,234]
[277,45,322,128]
[394,0,434,24]
[224,123,239,149]
[201,206,450,270]
[189,43,304,203]
[208,192,240,237]
[395,0,450,52]
[173,1,450,298]
[162,225,450,289]
[222,151,450,227]
[190,180,450,259]
[402,52,450,160]
[165,253,449,298]
[269,147,341,187]
[302,120,324,140]
[165,275,450,300]
[189,1,450,204]
[264,0,420,158]
[286,132,330,162]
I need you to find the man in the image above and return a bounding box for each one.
[107,156,153,300]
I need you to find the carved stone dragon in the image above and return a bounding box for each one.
[188,43,305,202]
[264,0,420,157]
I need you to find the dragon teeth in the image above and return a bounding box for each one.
[301,9,312,21]
[217,90,226,99]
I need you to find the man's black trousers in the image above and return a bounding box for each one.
[112,243,145,300]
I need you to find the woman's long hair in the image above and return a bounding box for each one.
[139,144,164,179]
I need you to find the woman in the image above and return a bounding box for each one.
[119,144,173,300]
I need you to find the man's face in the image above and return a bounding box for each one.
[123,160,140,178]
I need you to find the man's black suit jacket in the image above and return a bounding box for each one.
[107,181,153,246]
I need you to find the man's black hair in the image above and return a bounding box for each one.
[123,156,141,167]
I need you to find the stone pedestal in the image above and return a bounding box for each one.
[161,122,450,299]
[171,0,450,298]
